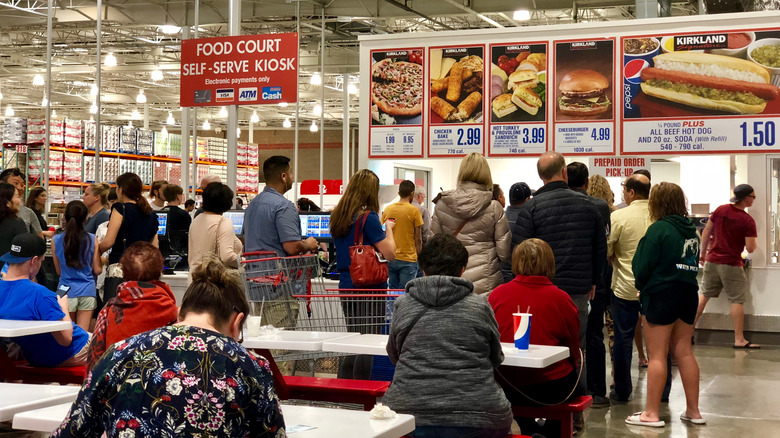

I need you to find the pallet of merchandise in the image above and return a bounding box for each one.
[153,131,169,157]
[119,126,137,154]
[102,126,120,152]
[83,155,95,182]
[168,162,182,185]
[64,118,83,149]
[3,118,28,145]
[135,160,153,185]
[101,156,119,183]
[136,128,154,155]
[84,121,96,150]
[168,133,182,158]
[63,152,81,182]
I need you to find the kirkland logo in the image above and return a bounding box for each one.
[216,88,234,102]
[239,88,258,101]
[262,86,282,101]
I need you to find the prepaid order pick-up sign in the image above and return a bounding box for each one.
[588,156,649,178]
[180,33,298,107]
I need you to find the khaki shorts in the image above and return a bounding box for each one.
[68,296,98,312]
[57,333,92,367]
[701,261,749,304]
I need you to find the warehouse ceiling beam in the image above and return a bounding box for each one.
[0,0,47,16]
[381,0,455,30]
[441,0,504,28]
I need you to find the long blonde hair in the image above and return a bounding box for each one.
[330,169,380,238]
[587,175,616,212]
[457,153,492,189]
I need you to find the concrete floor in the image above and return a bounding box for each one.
[577,344,780,438]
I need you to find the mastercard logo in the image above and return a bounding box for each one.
[624,59,650,84]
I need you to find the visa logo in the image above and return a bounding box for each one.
[262,86,282,100]
[215,88,234,102]
[238,88,258,101]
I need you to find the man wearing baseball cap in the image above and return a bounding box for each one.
[695,184,759,349]
[0,233,90,366]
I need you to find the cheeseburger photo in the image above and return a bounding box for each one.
[640,52,779,114]
[558,69,612,116]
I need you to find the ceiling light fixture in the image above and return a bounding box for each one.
[278,102,288,108]
[313,104,322,116]
[89,115,94,122]
[218,106,228,118]
[51,109,57,118]
[250,110,260,123]
[151,69,163,81]
[309,121,318,132]
[283,118,291,128]
[41,96,48,107]
[33,74,44,86]
[158,25,181,34]
[89,103,98,114]
[236,127,241,137]
[513,9,531,21]
[4,104,13,117]
[167,112,175,125]
[127,120,133,128]
[104,52,117,67]
[202,119,211,130]
[348,83,358,95]
[161,126,168,135]
[131,109,141,119]
[310,73,322,86]
[136,90,147,104]
[90,84,98,97]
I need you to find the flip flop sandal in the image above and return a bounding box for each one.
[733,341,760,349]
[680,413,706,425]
[626,412,665,428]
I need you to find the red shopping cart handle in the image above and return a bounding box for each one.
[242,251,277,257]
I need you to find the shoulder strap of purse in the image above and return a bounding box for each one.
[453,200,492,237]
[353,212,369,245]
[215,216,225,258]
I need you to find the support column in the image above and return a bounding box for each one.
[635,0,658,18]
[342,73,349,192]
[191,0,200,198]
[293,0,300,201]
[143,102,149,130]
[182,26,190,196]
[95,0,102,183]
[319,7,325,208]
[44,0,52,199]
[227,0,240,195]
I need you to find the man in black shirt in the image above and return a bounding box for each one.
[160,184,191,267]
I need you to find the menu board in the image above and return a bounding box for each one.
[369,49,425,158]
[552,38,616,155]
[487,42,548,156]
[621,29,780,154]
[428,45,486,157]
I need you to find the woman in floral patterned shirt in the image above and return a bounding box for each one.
[53,256,286,438]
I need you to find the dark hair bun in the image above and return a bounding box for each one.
[190,254,242,291]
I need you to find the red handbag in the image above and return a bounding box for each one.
[349,212,389,286]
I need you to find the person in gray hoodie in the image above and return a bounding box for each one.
[384,233,513,438]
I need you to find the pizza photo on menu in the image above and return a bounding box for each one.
[370,50,424,126]
[429,46,485,124]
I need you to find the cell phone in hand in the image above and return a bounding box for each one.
[56,285,71,298]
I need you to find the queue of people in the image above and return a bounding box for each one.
[0,148,760,436]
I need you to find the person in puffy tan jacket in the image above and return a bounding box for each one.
[430,153,511,295]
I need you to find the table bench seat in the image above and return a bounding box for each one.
[13,362,86,385]
[286,376,391,410]
[511,395,592,438]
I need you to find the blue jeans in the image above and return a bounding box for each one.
[611,295,641,399]
[408,426,509,438]
[389,260,418,290]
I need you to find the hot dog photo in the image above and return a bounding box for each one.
[489,43,547,123]
[554,39,615,121]
[622,30,780,118]
[429,46,484,124]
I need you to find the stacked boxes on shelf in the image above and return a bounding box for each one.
[136,160,153,185]
[168,133,182,158]
[136,129,153,155]
[119,126,137,154]
[1,149,18,171]
[169,162,182,186]
[154,131,169,157]
[102,157,119,183]
[193,138,207,161]
[154,161,169,182]
[238,168,259,193]
[63,152,81,182]
[197,166,209,186]
[49,151,65,182]
[209,164,227,182]
[49,119,65,145]
[84,121,96,150]
[247,144,259,167]
[205,137,228,163]
[84,155,95,182]
[119,158,135,176]
[103,126,120,152]
[3,118,27,145]
[26,119,46,145]
[237,142,249,165]
[64,119,82,148]
[28,149,44,182]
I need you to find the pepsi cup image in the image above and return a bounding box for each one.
[623,37,660,118]
[513,312,532,350]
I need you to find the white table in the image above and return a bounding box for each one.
[0,383,79,422]
[322,334,570,369]
[14,403,416,438]
[0,319,71,337]
[161,271,190,304]
[242,331,360,351]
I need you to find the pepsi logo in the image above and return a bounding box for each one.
[624,59,650,84]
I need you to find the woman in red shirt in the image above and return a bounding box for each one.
[489,238,582,435]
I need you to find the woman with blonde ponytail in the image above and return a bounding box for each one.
[98,172,159,304]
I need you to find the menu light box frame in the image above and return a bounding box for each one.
[487,41,550,157]
[551,37,617,157]
[427,44,487,158]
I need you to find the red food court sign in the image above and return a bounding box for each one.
[180,33,298,107]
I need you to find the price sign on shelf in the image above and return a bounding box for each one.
[429,126,483,156]
[623,118,780,154]
[554,123,614,155]
[15,145,27,154]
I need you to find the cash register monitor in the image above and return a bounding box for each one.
[299,212,332,243]
[223,210,246,237]
[157,212,168,236]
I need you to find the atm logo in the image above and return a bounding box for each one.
[262,86,282,101]
[239,88,258,101]
[216,88,234,102]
